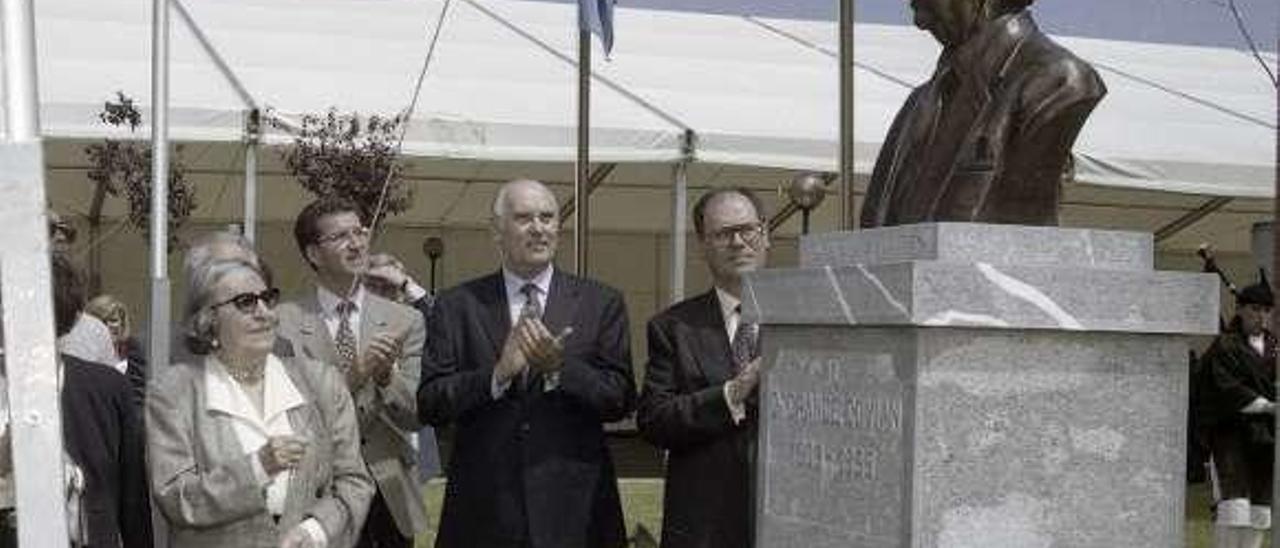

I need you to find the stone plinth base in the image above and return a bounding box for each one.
[744,223,1218,548]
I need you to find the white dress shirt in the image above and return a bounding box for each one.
[491,265,556,397]
[204,354,328,546]
[317,284,367,345]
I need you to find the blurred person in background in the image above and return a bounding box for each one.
[3,253,154,547]
[362,252,442,486]
[48,211,116,367]
[85,295,147,411]
[1197,275,1276,548]
[148,258,372,547]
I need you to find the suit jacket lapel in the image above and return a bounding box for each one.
[542,271,579,337]
[478,271,511,357]
[276,359,323,526]
[294,292,339,366]
[358,295,391,355]
[691,290,734,385]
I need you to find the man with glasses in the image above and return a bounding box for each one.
[418,179,634,548]
[637,187,769,548]
[277,197,428,548]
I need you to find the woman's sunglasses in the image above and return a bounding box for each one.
[210,288,281,314]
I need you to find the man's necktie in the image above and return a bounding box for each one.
[517,284,543,389]
[335,300,358,371]
[730,305,758,374]
[520,283,542,319]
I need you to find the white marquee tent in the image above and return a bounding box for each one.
[22,0,1278,255]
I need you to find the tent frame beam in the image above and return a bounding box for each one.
[1153,196,1233,243]
[560,163,617,226]
[171,0,263,245]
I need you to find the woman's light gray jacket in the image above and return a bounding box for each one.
[147,355,374,548]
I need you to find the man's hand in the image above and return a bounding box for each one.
[257,436,307,476]
[360,331,405,387]
[494,321,530,384]
[726,357,762,407]
[363,263,407,288]
[515,318,571,374]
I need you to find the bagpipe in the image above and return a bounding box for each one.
[1197,243,1236,332]
[1187,243,1234,483]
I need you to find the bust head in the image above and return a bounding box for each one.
[910,0,1033,47]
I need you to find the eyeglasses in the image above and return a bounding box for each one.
[49,219,77,244]
[316,226,370,246]
[706,223,766,247]
[210,288,281,314]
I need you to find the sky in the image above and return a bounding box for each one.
[534,0,1279,53]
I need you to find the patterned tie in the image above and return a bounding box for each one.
[334,300,358,371]
[730,305,758,374]
[520,283,542,320]
[517,284,542,390]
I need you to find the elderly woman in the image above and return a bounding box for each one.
[148,258,373,548]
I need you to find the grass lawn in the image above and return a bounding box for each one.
[417,479,1264,547]
[416,478,664,548]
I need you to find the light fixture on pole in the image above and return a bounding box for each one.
[422,236,445,294]
[785,173,829,235]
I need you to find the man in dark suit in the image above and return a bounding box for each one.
[637,188,769,548]
[276,198,428,548]
[418,179,634,548]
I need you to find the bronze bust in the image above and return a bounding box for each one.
[860,0,1106,228]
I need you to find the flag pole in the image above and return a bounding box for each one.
[838,0,856,230]
[575,7,591,276]
[1271,33,1278,548]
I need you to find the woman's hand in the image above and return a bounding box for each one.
[257,436,306,476]
[278,523,321,548]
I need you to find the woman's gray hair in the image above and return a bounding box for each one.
[183,230,254,281]
[182,258,266,356]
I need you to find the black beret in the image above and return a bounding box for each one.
[1237,271,1274,308]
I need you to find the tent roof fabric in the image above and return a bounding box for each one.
[24,0,1276,200]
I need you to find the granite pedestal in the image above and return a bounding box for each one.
[743,223,1219,548]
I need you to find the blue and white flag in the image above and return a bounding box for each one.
[579,0,616,56]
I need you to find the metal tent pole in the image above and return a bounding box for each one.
[669,130,694,305]
[574,22,591,276]
[147,0,172,390]
[243,109,260,245]
[670,160,688,305]
[1,0,71,545]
